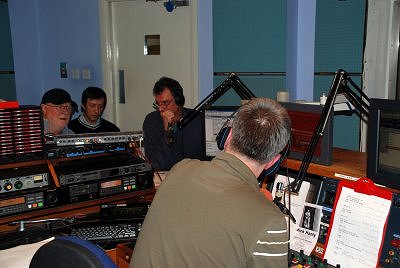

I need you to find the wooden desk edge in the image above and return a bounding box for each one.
[284,147,366,180]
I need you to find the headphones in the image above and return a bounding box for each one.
[153,77,185,106]
[216,119,232,150]
[262,141,290,176]
[171,83,185,106]
[215,120,291,176]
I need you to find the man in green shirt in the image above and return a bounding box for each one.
[131,97,291,268]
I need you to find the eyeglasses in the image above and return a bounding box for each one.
[153,99,174,110]
[45,104,72,112]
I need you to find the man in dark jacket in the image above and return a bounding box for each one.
[142,77,203,171]
[68,87,119,133]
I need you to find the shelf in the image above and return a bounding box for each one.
[0,188,155,233]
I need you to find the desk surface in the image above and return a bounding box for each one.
[284,147,366,180]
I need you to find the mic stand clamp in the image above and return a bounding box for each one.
[273,198,297,223]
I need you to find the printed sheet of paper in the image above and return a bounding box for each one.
[290,202,322,255]
[324,186,392,268]
[273,175,320,255]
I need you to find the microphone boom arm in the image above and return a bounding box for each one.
[178,73,256,128]
[290,69,370,193]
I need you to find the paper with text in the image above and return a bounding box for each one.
[324,186,391,268]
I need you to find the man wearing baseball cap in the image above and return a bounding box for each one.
[41,88,75,136]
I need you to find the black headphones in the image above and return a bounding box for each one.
[171,84,185,106]
[216,119,232,150]
[262,141,290,176]
[153,77,185,106]
[215,120,291,176]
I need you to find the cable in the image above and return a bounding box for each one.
[128,141,164,184]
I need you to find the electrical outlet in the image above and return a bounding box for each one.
[82,68,91,80]
[71,68,80,79]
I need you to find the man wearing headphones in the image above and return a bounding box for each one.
[131,98,291,268]
[143,77,203,171]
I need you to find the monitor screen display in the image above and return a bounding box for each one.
[367,98,400,190]
[203,106,239,159]
[377,111,400,177]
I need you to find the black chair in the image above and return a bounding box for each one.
[29,236,116,268]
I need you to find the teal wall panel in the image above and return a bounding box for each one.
[213,1,287,72]
[314,0,366,150]
[213,0,287,102]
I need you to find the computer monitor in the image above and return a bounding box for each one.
[203,106,239,159]
[367,98,400,190]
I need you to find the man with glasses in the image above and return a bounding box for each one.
[143,77,203,171]
[41,88,75,136]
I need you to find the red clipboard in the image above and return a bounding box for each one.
[322,177,392,267]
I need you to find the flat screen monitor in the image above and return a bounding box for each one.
[367,98,400,190]
[203,106,239,159]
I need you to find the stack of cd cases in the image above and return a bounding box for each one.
[0,105,44,163]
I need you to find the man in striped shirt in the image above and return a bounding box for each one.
[131,98,291,267]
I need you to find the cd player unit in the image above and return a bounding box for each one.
[61,170,153,204]
[59,161,151,186]
[0,190,46,217]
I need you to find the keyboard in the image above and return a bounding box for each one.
[70,222,142,244]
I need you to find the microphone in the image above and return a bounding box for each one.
[273,182,296,223]
[274,182,284,201]
[166,121,177,145]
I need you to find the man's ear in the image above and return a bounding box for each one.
[264,154,282,170]
[81,103,85,112]
[41,104,47,116]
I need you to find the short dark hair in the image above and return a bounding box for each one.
[153,77,185,106]
[231,98,291,164]
[81,87,107,108]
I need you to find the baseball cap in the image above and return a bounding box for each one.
[41,88,72,105]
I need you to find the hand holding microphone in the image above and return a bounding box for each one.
[162,111,177,145]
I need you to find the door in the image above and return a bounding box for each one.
[100,0,198,132]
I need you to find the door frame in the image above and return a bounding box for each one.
[98,0,199,126]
